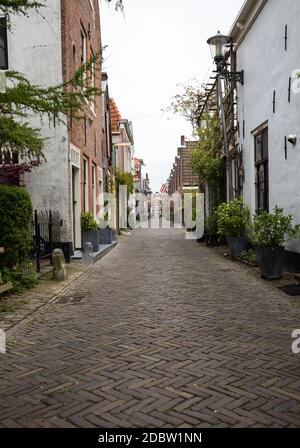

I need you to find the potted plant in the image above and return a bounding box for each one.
[98,213,112,245]
[186,207,197,232]
[204,212,219,246]
[216,199,249,258]
[249,207,300,279]
[81,211,99,252]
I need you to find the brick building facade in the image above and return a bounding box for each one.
[6,0,106,253]
[61,0,103,249]
[167,136,199,195]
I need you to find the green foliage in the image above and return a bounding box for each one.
[81,211,97,232]
[114,169,135,195]
[1,56,101,169]
[169,81,206,127]
[0,185,33,269]
[0,0,43,23]
[190,114,223,186]
[0,0,102,172]
[216,199,249,238]
[240,249,258,266]
[248,207,300,247]
[186,207,197,230]
[204,212,221,246]
[0,304,15,314]
[1,267,38,292]
[205,212,219,236]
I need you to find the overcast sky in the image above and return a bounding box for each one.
[101,0,245,192]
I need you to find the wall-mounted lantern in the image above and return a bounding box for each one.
[207,31,244,85]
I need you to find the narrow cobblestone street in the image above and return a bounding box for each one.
[1,229,300,428]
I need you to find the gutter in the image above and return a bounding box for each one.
[229,0,268,49]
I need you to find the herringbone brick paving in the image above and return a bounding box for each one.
[0,228,300,427]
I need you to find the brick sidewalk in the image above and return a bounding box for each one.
[0,229,300,428]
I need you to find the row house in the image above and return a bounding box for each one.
[134,158,144,193]
[134,158,152,195]
[230,0,300,255]
[3,0,107,257]
[109,98,134,175]
[143,173,152,195]
[200,0,300,262]
[101,72,114,202]
[167,136,199,195]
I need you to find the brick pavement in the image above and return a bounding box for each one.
[0,228,300,428]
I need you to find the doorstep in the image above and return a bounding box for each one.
[71,241,118,263]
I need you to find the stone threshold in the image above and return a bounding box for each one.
[71,241,118,263]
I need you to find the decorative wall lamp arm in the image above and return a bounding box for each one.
[207,31,244,85]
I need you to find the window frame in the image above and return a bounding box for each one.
[254,127,269,213]
[0,16,8,71]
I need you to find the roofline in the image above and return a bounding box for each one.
[229,0,268,48]
[120,119,134,145]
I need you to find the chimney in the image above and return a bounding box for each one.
[180,135,185,146]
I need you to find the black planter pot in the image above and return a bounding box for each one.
[255,246,285,279]
[82,230,99,252]
[227,237,248,259]
[99,227,112,245]
[284,249,300,273]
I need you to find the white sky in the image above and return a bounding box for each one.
[101,0,245,192]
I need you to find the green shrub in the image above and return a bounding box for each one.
[0,185,33,270]
[216,199,249,238]
[248,207,300,247]
[1,267,38,293]
[240,249,258,266]
[205,212,218,236]
[186,207,197,229]
[81,211,97,231]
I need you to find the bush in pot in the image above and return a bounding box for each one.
[248,207,300,279]
[81,211,99,252]
[98,215,112,245]
[186,207,197,232]
[216,199,249,258]
[204,212,220,246]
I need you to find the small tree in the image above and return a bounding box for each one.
[169,84,224,211]
[0,1,101,181]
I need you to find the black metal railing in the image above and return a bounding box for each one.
[27,210,62,273]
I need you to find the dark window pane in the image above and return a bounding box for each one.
[0,18,8,70]
[262,129,268,159]
[255,129,269,212]
[255,135,262,162]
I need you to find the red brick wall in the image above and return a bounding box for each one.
[61,0,103,215]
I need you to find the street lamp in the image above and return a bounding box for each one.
[207,31,244,85]
[207,31,230,65]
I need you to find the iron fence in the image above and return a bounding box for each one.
[24,210,62,273]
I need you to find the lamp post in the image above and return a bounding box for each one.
[207,31,244,85]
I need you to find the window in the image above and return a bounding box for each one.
[0,17,8,70]
[255,128,269,212]
[83,158,89,212]
[92,164,96,218]
[80,26,87,87]
[72,44,76,74]
[90,48,95,112]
